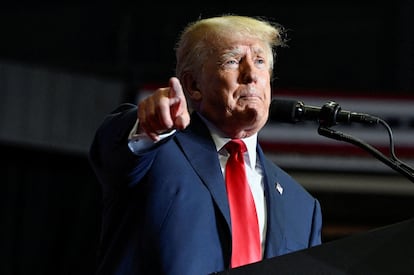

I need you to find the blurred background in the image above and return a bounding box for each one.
[2,2,414,274]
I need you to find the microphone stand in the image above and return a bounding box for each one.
[317,122,414,184]
[313,100,414,183]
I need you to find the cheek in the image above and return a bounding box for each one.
[260,77,272,98]
[201,76,232,101]
[258,72,271,86]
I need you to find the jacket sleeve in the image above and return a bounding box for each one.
[88,103,154,195]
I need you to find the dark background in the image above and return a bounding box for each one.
[1,2,413,92]
[1,2,414,275]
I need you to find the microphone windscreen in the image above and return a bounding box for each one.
[269,99,300,123]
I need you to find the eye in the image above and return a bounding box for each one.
[256,58,265,64]
[222,58,240,68]
[254,57,267,68]
[227,59,239,64]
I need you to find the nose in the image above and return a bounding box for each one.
[239,59,257,84]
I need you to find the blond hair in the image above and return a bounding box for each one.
[175,15,286,82]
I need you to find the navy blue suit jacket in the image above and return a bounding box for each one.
[89,103,322,275]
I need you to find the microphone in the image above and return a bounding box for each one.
[269,99,379,126]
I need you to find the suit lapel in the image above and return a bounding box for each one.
[257,146,288,258]
[175,113,231,227]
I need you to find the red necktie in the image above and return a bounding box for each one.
[225,139,261,268]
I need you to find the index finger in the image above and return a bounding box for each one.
[168,77,185,101]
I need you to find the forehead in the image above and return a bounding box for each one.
[213,37,268,55]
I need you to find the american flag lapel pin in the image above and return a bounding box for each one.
[275,182,283,195]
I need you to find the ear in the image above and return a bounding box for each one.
[182,73,202,101]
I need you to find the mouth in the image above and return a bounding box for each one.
[239,95,261,101]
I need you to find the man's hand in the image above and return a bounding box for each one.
[137,77,190,141]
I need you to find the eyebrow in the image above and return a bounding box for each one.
[221,46,265,59]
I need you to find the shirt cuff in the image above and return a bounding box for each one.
[128,119,176,153]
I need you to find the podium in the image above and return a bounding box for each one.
[215,218,414,274]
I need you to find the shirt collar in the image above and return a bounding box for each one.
[197,112,258,168]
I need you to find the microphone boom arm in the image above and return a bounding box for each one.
[318,125,414,183]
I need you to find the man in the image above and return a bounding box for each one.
[89,14,322,275]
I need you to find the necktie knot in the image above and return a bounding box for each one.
[225,139,247,156]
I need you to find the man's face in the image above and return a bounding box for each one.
[196,37,272,138]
